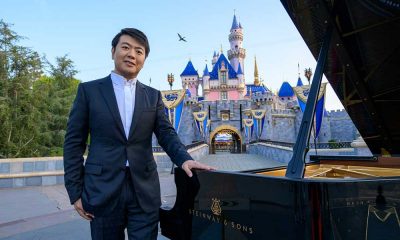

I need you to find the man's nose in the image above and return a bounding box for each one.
[127,50,136,59]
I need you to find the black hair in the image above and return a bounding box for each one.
[111,28,150,58]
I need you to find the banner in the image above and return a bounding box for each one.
[161,89,186,133]
[193,111,209,138]
[242,119,253,142]
[251,109,267,138]
[293,83,327,138]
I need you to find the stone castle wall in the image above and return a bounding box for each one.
[159,97,358,146]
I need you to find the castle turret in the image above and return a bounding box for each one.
[237,62,246,98]
[296,77,304,86]
[227,13,246,75]
[212,51,218,66]
[180,60,199,97]
[202,64,210,98]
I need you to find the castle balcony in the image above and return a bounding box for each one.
[210,85,238,90]
[227,49,246,59]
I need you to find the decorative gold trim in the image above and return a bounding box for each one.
[161,89,186,109]
[293,83,327,102]
[251,109,266,119]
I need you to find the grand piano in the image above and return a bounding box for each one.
[160,0,400,239]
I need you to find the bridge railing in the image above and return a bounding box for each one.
[249,139,353,149]
[152,141,206,153]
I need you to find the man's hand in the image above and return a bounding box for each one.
[74,198,94,221]
[181,160,216,177]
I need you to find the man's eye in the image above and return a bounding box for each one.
[122,46,129,50]
[137,50,143,55]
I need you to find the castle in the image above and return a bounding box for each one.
[155,14,358,153]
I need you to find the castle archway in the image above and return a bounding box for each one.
[209,125,242,154]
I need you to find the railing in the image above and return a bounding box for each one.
[249,139,295,148]
[249,139,353,149]
[152,141,206,153]
[309,141,352,149]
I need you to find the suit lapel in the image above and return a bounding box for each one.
[128,81,146,139]
[99,76,125,137]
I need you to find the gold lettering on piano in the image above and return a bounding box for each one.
[189,208,255,235]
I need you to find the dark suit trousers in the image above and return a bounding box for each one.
[83,168,159,240]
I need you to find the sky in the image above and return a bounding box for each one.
[1,0,344,110]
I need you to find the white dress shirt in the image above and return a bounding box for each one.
[110,71,137,166]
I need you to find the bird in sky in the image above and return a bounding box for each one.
[177,33,187,42]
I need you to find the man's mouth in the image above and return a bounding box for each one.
[124,61,135,66]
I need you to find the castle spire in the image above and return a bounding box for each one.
[254,56,260,86]
[231,13,240,31]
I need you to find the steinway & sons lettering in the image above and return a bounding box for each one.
[189,209,254,235]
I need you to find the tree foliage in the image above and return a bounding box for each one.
[0,20,79,158]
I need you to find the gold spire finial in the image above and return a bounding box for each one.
[298,62,300,77]
[254,56,260,86]
[220,44,223,53]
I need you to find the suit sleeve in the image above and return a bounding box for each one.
[153,91,193,167]
[63,83,89,205]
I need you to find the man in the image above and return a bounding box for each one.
[63,28,214,240]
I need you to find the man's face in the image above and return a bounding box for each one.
[111,34,146,80]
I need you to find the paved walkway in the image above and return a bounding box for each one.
[0,153,285,240]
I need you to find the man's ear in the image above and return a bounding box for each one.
[111,48,115,60]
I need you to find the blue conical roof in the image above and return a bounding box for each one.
[180,60,198,76]
[278,81,294,97]
[239,22,243,29]
[231,14,240,31]
[209,53,237,80]
[203,64,209,76]
[296,77,304,86]
[237,62,243,75]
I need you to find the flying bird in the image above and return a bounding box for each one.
[177,33,187,42]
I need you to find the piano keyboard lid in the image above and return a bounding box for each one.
[280,0,400,156]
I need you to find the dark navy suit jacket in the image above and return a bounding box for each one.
[63,75,192,212]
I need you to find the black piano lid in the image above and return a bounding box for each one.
[280,0,400,155]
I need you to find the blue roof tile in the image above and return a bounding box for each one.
[245,84,268,96]
[180,60,198,76]
[237,62,243,75]
[296,77,304,86]
[203,64,209,76]
[231,14,240,31]
[209,53,237,80]
[278,81,294,97]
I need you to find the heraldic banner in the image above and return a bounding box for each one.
[242,118,254,142]
[293,83,327,138]
[251,109,267,139]
[161,89,186,133]
[193,111,210,138]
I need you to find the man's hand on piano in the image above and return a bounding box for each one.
[181,160,216,177]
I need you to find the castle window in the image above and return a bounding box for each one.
[221,91,227,100]
[221,71,227,84]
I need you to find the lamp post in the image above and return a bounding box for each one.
[167,73,174,90]
[304,67,313,85]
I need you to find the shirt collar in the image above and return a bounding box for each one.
[111,71,137,86]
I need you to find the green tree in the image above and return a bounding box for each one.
[37,56,79,156]
[0,20,79,158]
[0,19,43,158]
